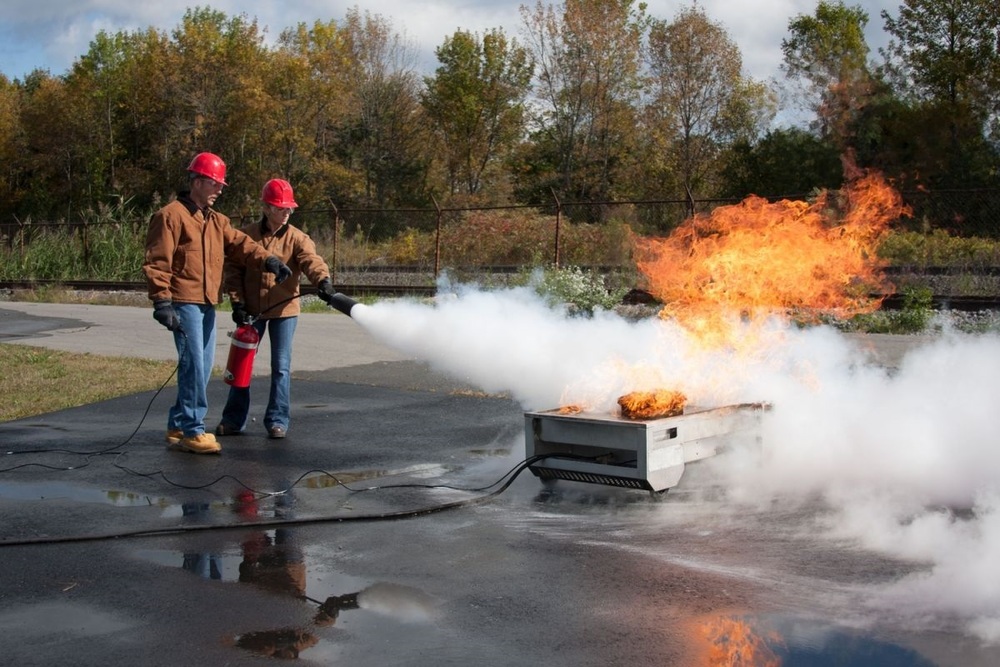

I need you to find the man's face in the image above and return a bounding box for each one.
[191,176,225,208]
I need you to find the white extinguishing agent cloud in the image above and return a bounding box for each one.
[349,280,1000,642]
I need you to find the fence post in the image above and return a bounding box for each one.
[17,219,24,263]
[80,219,90,274]
[329,201,340,284]
[550,188,562,269]
[431,195,442,280]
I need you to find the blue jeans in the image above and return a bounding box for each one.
[221,316,297,432]
[168,303,216,437]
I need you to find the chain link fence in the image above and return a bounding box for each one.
[3,189,1000,288]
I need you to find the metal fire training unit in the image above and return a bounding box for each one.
[524,403,766,493]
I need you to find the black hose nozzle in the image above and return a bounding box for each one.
[328,292,358,317]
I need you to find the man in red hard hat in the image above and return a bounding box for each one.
[143,153,293,455]
[216,178,337,440]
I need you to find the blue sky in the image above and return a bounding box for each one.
[0,0,898,84]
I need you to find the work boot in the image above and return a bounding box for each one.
[165,429,183,445]
[267,426,286,440]
[176,432,222,455]
[215,422,243,436]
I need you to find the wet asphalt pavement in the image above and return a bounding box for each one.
[1,302,998,666]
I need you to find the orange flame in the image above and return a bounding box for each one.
[634,172,909,350]
[700,615,783,666]
[618,389,687,420]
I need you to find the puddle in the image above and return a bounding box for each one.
[0,480,166,506]
[0,601,135,639]
[299,463,452,488]
[232,628,338,660]
[137,538,439,619]
[467,447,511,457]
[693,613,937,666]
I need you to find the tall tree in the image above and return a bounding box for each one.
[17,73,82,219]
[519,0,647,205]
[644,6,775,201]
[880,0,1000,144]
[781,1,872,154]
[720,127,842,199]
[0,76,26,219]
[422,29,533,201]
[275,20,360,207]
[113,27,183,202]
[340,7,430,208]
[168,7,271,208]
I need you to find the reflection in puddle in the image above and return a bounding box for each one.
[0,481,165,506]
[300,463,452,488]
[137,528,304,591]
[156,492,294,521]
[699,614,781,666]
[313,583,439,626]
[233,628,320,659]
[467,447,511,457]
[694,613,937,666]
[136,527,439,660]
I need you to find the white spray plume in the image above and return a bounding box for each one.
[350,281,1000,641]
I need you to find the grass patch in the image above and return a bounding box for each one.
[0,343,178,422]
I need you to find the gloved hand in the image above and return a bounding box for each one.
[316,278,336,305]
[231,301,252,326]
[152,300,182,332]
[264,256,292,284]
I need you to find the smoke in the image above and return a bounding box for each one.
[349,282,1000,642]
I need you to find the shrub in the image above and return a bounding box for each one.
[531,265,630,315]
[835,286,934,334]
[878,229,1000,269]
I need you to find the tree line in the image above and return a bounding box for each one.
[0,0,997,236]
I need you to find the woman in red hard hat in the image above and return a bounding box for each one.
[143,153,293,455]
[216,178,337,440]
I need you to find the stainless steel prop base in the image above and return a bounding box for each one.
[524,403,766,492]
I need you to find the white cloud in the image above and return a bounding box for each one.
[1,0,900,82]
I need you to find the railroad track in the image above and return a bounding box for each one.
[3,279,1000,310]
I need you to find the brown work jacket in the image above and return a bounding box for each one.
[224,217,330,319]
[143,195,274,305]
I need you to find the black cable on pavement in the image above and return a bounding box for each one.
[0,295,599,548]
[0,453,575,547]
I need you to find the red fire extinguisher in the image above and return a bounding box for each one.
[223,324,260,388]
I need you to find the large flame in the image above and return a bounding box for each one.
[618,389,687,420]
[634,172,909,350]
[699,614,782,666]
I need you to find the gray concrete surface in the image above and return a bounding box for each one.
[1,303,995,666]
[0,301,412,372]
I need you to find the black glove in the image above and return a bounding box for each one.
[317,278,336,305]
[231,302,252,326]
[152,299,182,332]
[264,256,292,284]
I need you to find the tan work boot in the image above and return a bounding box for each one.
[176,432,222,455]
[165,429,183,445]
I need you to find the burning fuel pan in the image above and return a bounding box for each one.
[524,403,766,493]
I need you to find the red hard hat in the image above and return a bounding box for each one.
[261,178,298,208]
[187,152,228,185]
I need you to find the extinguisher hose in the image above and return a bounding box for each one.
[247,295,299,323]
[240,286,358,323]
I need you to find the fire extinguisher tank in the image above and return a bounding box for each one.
[224,324,260,388]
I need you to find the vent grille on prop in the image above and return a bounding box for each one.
[534,467,651,490]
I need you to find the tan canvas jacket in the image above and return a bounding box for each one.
[224,218,330,319]
[143,196,274,305]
